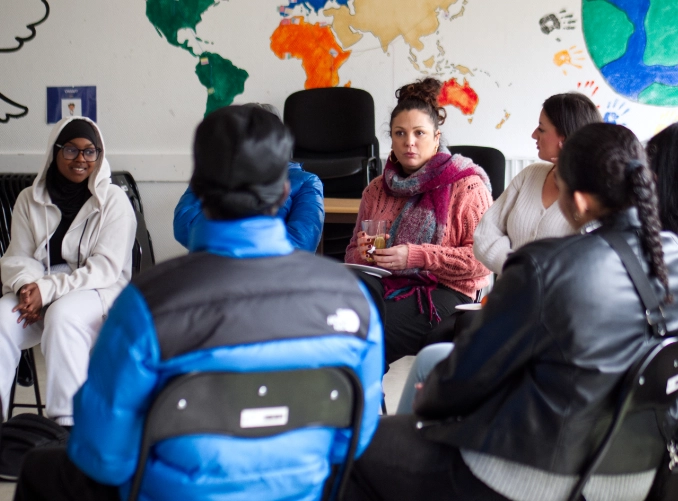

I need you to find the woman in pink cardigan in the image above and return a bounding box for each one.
[345,78,492,364]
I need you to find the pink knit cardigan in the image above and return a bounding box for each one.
[345,174,492,298]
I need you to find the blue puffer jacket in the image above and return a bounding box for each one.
[173,162,324,252]
[68,217,383,501]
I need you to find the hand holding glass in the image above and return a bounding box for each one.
[361,220,388,263]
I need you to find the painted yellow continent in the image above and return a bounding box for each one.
[325,0,458,52]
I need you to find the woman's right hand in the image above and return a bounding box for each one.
[357,231,392,263]
[357,231,375,262]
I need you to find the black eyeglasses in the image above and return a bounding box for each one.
[56,144,101,162]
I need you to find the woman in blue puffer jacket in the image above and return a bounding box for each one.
[173,104,324,253]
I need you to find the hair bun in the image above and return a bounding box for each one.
[394,78,447,127]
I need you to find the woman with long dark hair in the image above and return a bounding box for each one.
[647,122,678,234]
[474,92,602,274]
[346,123,678,501]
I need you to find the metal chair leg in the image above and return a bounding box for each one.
[8,366,19,419]
[8,348,45,418]
[26,349,44,417]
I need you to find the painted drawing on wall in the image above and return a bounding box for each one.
[270,16,351,89]
[0,0,50,123]
[582,0,678,105]
[146,0,249,116]
[146,0,498,126]
[539,9,577,39]
[275,0,492,124]
[6,0,678,164]
[553,46,585,75]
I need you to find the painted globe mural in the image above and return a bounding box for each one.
[582,0,678,106]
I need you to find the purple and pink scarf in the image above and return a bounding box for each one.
[381,152,490,321]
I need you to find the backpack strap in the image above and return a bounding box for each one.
[599,231,667,337]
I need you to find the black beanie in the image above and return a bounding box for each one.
[55,119,99,148]
[191,105,294,219]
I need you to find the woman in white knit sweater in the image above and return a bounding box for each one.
[473,93,602,274]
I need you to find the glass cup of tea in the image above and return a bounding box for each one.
[361,220,388,263]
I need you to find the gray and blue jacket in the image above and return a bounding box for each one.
[173,162,324,252]
[68,216,383,501]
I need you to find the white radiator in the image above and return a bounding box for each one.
[504,158,539,187]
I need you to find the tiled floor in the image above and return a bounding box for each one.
[0,351,413,500]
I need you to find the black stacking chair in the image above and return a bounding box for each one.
[284,87,381,198]
[566,336,678,501]
[11,174,24,205]
[1,174,43,418]
[447,145,506,200]
[128,367,363,501]
[110,171,155,276]
[284,87,381,261]
[0,180,10,253]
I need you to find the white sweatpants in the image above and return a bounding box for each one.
[0,289,105,424]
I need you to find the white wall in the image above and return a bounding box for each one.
[1,0,676,261]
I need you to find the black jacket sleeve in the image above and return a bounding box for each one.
[413,250,549,418]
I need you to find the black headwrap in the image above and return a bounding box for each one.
[46,120,97,217]
[46,120,98,266]
[190,106,293,219]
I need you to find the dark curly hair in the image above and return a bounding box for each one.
[647,122,678,234]
[542,92,602,139]
[559,123,672,302]
[390,78,446,131]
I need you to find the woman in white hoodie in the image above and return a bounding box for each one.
[0,117,136,426]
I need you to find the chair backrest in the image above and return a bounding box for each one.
[128,367,364,501]
[110,171,155,276]
[284,87,381,198]
[447,145,506,200]
[0,174,35,256]
[567,336,678,501]
[285,87,377,156]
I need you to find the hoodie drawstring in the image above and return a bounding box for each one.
[77,219,89,268]
[44,206,51,275]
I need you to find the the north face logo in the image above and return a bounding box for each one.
[327,308,360,333]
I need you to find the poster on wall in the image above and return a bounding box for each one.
[46,86,96,123]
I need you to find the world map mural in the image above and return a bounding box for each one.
[146,0,483,119]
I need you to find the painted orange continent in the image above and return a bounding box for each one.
[439,78,479,115]
[271,17,351,89]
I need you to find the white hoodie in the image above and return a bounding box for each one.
[0,117,137,314]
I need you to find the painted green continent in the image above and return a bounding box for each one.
[644,0,678,66]
[146,0,216,55]
[582,0,634,68]
[638,83,678,106]
[146,2,249,115]
[195,53,249,116]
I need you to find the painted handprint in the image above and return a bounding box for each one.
[540,9,576,35]
[603,99,631,126]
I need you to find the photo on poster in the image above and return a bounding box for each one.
[61,98,81,117]
[46,86,96,123]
